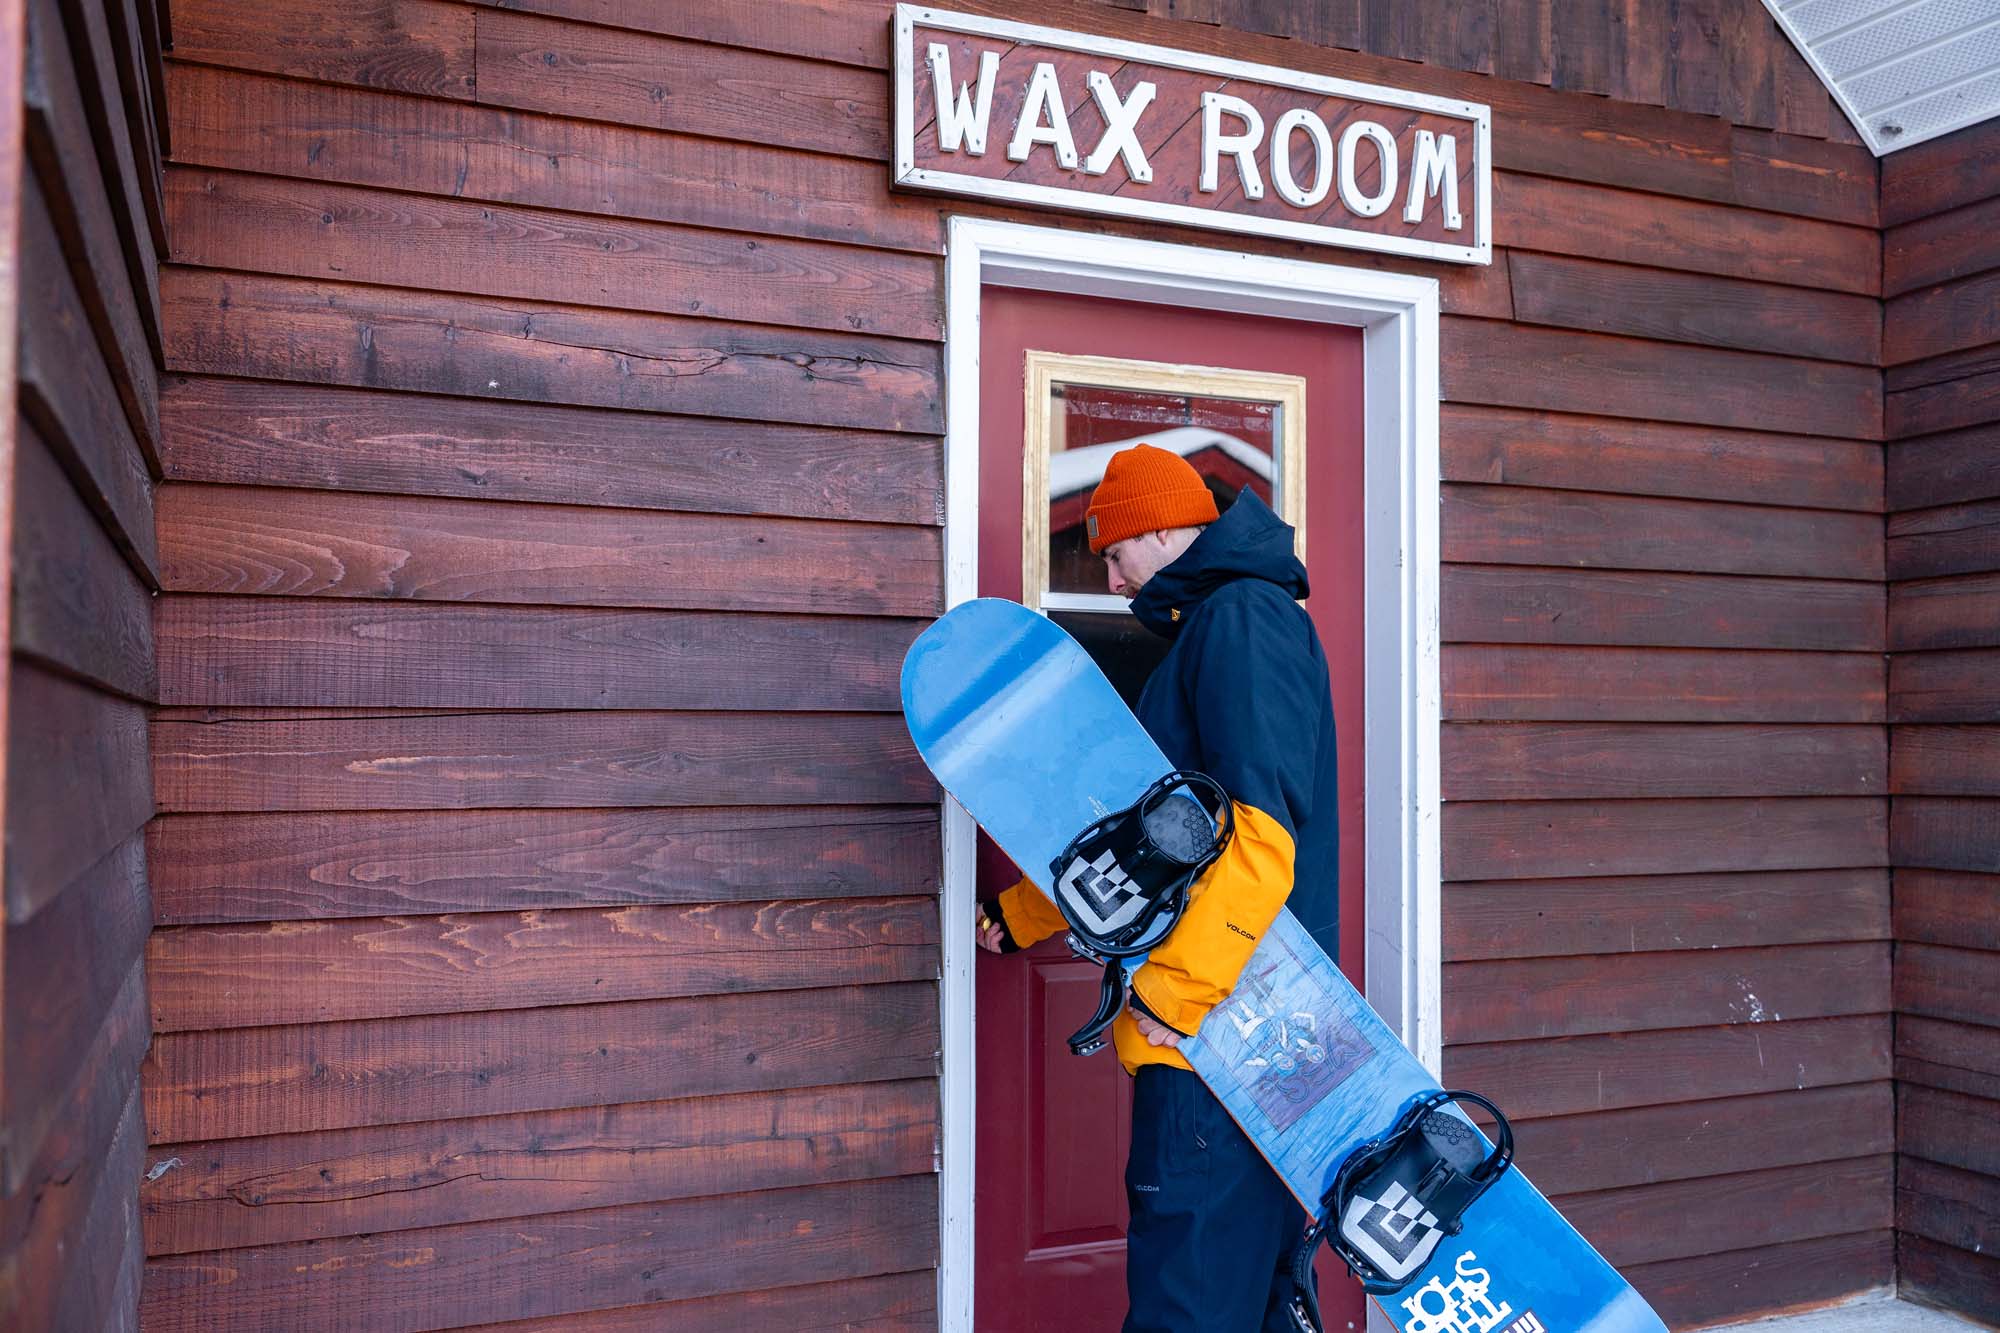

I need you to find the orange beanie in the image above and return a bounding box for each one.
[1084,444,1221,554]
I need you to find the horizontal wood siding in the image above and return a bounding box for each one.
[2,0,167,1326]
[144,1,1895,1329]
[1883,117,2000,1329]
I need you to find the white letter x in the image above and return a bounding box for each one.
[1083,71,1156,182]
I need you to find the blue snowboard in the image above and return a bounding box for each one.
[903,598,1667,1333]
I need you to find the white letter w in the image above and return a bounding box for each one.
[928,43,1000,155]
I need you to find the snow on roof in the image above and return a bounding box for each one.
[1049,426,1273,499]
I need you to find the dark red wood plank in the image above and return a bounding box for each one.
[1443,483,1883,579]
[21,1086,146,1333]
[167,0,473,97]
[151,709,933,812]
[156,600,918,710]
[473,8,887,161]
[1511,1083,1891,1197]
[1441,722,1885,800]
[149,896,939,1029]
[11,416,154,701]
[159,377,941,526]
[1901,1227,2000,1327]
[1446,942,1889,1042]
[1887,273,2000,367]
[1558,1155,1892,1268]
[1888,422,2000,512]
[156,483,940,617]
[17,168,158,580]
[1900,1013,2000,1082]
[1896,942,2000,1029]
[1444,321,1881,438]
[164,64,941,255]
[138,1176,935,1333]
[1507,253,1879,364]
[165,168,942,341]
[1445,797,1887,881]
[7,664,152,909]
[1442,565,1885,652]
[1893,801,2000,873]
[0,944,144,1197]
[161,269,943,434]
[1442,1015,1890,1118]
[1897,1158,1997,1261]
[1888,341,2000,394]
[142,1080,936,1254]
[147,805,938,924]
[1496,173,1878,294]
[141,981,938,1140]
[1445,867,1889,961]
[1441,404,1881,512]
[1888,364,2000,440]
[1888,496,2000,581]
[1890,572,2000,651]
[1891,650,2000,724]
[1892,726,2000,796]
[1885,193,2000,297]
[458,1271,936,1333]
[1901,1083,2000,1179]
[460,0,889,68]
[1727,124,1878,228]
[1628,1229,1893,1331]
[1880,117,2000,227]
[1445,645,1883,722]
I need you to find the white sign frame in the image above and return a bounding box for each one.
[894,5,1492,266]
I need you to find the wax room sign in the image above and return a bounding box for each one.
[893,6,1491,264]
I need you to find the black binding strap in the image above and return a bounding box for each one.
[1289,1090,1515,1331]
[1047,770,1232,1056]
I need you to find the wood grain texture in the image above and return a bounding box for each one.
[1446,942,1889,1042]
[1899,1083,2000,1179]
[1513,1082,1891,1197]
[156,483,940,616]
[1445,868,1890,961]
[1443,1015,1891,1118]
[1890,572,2000,651]
[1891,650,2000,724]
[1896,943,2000,1030]
[1888,423,2000,512]
[151,709,932,812]
[1879,117,2000,228]
[455,1271,936,1333]
[1629,1229,1894,1330]
[1442,484,1883,579]
[1896,1158,1998,1260]
[461,0,890,69]
[142,1080,937,1254]
[1441,722,1885,800]
[1888,497,2000,582]
[139,1175,936,1333]
[1888,364,2000,440]
[7,664,152,909]
[147,805,938,924]
[1899,1015,2000,1083]
[11,417,155,701]
[1894,803,2000,873]
[1885,193,2000,298]
[1558,1155,1893,1268]
[1443,320,1881,438]
[156,599,920,710]
[158,376,941,525]
[13,1086,146,1333]
[1900,1229,2000,1327]
[1892,727,2000,796]
[148,896,939,1029]
[1887,274,2000,368]
[163,63,942,254]
[1444,645,1884,722]
[1507,253,1879,364]
[161,269,944,434]
[142,980,938,1141]
[167,0,474,98]
[473,8,887,160]
[1442,565,1885,652]
[1440,404,1881,512]
[165,168,943,341]
[1444,797,1887,881]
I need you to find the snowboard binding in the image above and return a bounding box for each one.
[1288,1090,1515,1330]
[1047,769,1233,1056]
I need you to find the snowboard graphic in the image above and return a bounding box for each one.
[903,598,1667,1333]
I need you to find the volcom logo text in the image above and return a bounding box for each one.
[1225,922,1256,940]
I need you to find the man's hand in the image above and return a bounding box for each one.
[1133,1011,1181,1048]
[977,907,1008,954]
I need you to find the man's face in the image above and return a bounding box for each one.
[1101,530,1185,598]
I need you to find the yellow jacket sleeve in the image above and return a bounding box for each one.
[994,874,1069,950]
[1126,801,1296,1035]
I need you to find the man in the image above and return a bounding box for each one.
[977,442,1341,1332]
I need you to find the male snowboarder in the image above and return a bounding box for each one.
[976,442,1342,1333]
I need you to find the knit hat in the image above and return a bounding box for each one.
[1083,444,1221,554]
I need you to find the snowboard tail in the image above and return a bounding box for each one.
[903,599,1668,1333]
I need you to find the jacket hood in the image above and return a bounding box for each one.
[1130,489,1309,638]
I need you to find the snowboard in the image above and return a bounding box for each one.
[903,597,1667,1333]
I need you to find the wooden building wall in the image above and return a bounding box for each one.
[0,0,169,1327]
[136,1,1895,1329]
[1882,116,2000,1326]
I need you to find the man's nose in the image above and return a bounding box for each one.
[1106,567,1125,596]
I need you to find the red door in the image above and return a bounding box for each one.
[974,287,1368,1330]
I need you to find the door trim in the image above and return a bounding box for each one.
[937,216,1442,1333]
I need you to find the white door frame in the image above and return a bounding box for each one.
[935,215,1443,1332]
